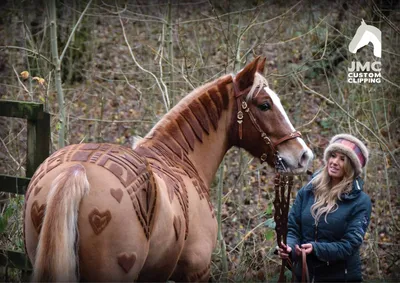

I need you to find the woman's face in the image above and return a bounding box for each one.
[327,151,346,182]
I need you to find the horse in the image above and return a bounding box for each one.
[23,56,313,282]
[348,19,381,58]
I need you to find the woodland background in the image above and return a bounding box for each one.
[0,0,399,281]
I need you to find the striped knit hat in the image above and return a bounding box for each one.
[324,134,369,176]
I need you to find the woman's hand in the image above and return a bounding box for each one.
[277,242,292,259]
[294,244,302,256]
[300,243,313,254]
[277,242,312,259]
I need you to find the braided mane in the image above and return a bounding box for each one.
[143,75,233,155]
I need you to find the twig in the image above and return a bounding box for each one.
[320,23,329,60]
[59,0,93,63]
[68,115,153,124]
[117,5,170,112]
[121,72,143,101]
[329,95,399,169]
[294,73,334,104]
[207,0,233,56]
[247,0,303,28]
[0,46,53,66]
[166,0,174,105]
[179,4,267,25]
[49,0,66,148]
[371,0,400,34]
[264,16,328,46]
[216,158,228,281]
[229,221,265,253]
[12,66,31,97]
[0,137,24,173]
[159,22,170,107]
[297,104,322,130]
[381,76,400,89]
[383,153,400,231]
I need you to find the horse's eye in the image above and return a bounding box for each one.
[258,102,271,111]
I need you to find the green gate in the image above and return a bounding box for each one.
[0,100,50,280]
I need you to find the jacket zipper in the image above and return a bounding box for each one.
[314,222,318,242]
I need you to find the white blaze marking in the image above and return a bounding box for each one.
[265,87,295,131]
[265,87,309,150]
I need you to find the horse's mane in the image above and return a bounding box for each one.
[140,71,269,155]
[142,75,232,153]
[358,24,381,35]
[245,73,269,102]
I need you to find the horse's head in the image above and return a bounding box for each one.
[349,20,368,54]
[348,20,381,57]
[231,57,313,174]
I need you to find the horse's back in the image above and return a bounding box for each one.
[24,143,160,281]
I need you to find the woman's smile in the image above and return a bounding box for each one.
[328,152,346,182]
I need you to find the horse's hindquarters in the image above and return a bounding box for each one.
[77,163,150,281]
[24,161,152,281]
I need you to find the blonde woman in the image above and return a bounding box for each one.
[278,134,372,282]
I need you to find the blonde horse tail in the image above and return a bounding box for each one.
[32,164,90,282]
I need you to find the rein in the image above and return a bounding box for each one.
[232,80,301,171]
[273,174,310,283]
[273,173,294,282]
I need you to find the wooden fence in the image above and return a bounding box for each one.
[0,100,50,280]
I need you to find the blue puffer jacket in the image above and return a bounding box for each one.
[287,175,372,282]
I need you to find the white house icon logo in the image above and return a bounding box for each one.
[348,19,381,58]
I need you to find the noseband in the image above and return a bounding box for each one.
[232,80,302,172]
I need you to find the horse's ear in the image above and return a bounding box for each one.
[257,56,266,74]
[235,56,260,91]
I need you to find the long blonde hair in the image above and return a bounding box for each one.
[311,153,355,224]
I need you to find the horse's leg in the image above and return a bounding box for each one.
[169,242,213,282]
[137,175,187,282]
[170,191,217,282]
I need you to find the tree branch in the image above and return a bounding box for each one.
[59,0,93,63]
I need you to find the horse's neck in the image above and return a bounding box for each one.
[358,29,381,56]
[366,30,381,57]
[138,76,235,186]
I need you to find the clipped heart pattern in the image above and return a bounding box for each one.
[89,208,112,235]
[117,252,137,273]
[31,201,46,234]
[110,188,123,203]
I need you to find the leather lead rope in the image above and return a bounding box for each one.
[273,173,294,283]
[301,249,310,283]
[273,173,309,283]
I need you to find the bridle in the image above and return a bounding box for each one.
[273,174,310,283]
[232,79,302,172]
[233,78,311,282]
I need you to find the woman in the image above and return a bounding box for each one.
[278,134,372,282]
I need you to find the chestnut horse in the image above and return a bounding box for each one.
[24,56,313,282]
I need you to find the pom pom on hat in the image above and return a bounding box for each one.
[324,134,369,176]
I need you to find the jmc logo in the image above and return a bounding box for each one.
[347,61,381,83]
[347,20,381,84]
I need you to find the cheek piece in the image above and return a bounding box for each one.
[233,80,301,172]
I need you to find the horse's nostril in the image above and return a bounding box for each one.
[299,150,312,168]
